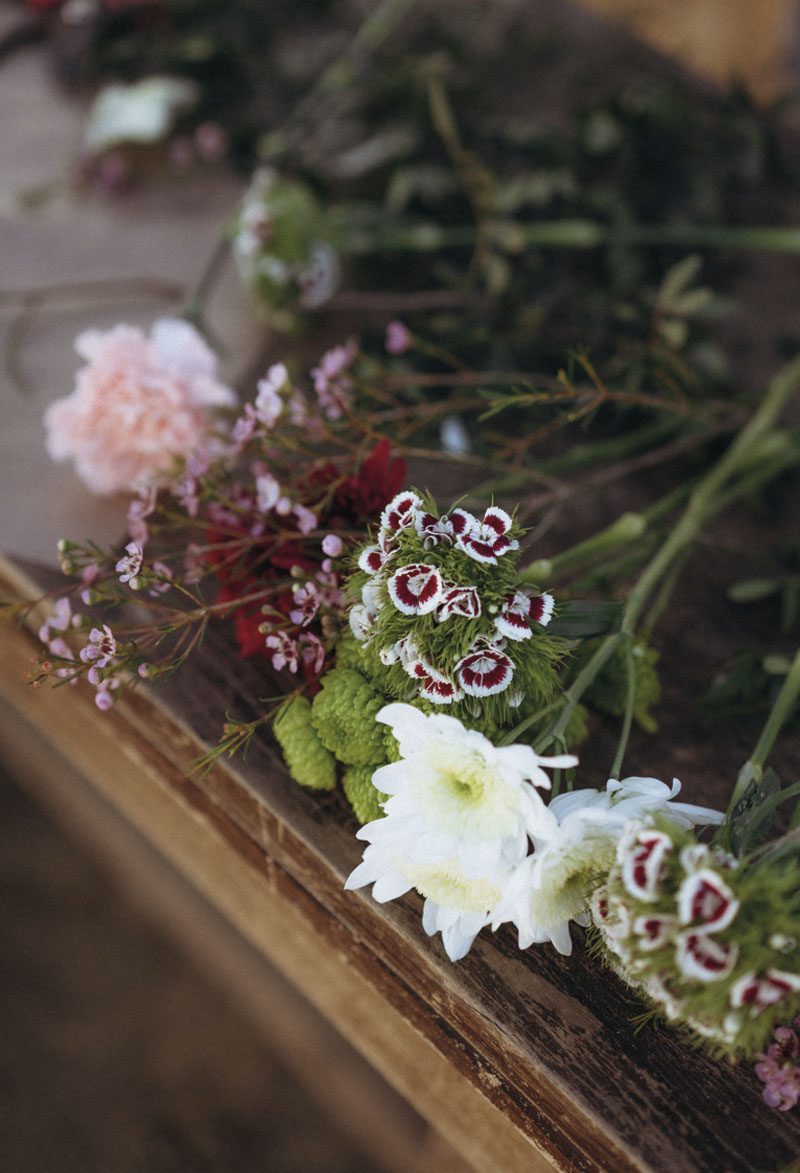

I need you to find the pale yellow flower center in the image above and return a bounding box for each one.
[414,743,517,841]
[409,859,503,914]
[533,833,618,927]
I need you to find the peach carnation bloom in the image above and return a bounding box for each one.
[44,319,236,495]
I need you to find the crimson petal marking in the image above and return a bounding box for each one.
[387,563,443,615]
[494,591,534,641]
[461,536,500,564]
[528,592,555,627]
[482,505,513,536]
[675,932,738,982]
[419,675,463,705]
[455,647,513,696]
[632,913,678,951]
[380,490,422,532]
[677,869,739,932]
[449,508,476,537]
[437,585,482,622]
[730,970,800,1013]
[357,544,385,574]
[621,830,673,902]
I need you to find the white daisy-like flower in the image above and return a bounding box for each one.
[492,775,725,956]
[344,703,576,960]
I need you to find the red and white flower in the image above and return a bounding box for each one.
[455,645,514,697]
[358,544,387,574]
[632,913,679,952]
[437,584,482,622]
[494,590,555,641]
[675,932,738,982]
[456,506,519,565]
[730,970,800,1015]
[677,869,739,933]
[620,828,674,902]
[528,592,555,627]
[387,563,444,615]
[448,508,477,539]
[414,660,464,706]
[381,491,422,533]
[415,511,455,548]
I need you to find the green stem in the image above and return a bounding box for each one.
[531,632,623,754]
[346,218,800,258]
[620,354,800,635]
[518,357,800,774]
[608,636,636,780]
[521,512,646,587]
[728,645,800,819]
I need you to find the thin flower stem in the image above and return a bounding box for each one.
[531,631,623,754]
[620,354,800,636]
[520,512,646,586]
[346,218,800,258]
[609,635,636,780]
[727,645,800,818]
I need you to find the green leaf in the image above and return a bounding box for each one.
[727,766,782,855]
[548,599,623,639]
[727,578,781,603]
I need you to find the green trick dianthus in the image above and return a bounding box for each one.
[273,695,337,790]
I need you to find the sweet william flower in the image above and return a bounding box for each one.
[45,319,235,495]
[345,703,577,960]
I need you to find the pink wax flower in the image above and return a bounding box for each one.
[385,320,411,355]
[44,319,235,495]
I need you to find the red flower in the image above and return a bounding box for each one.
[336,440,406,520]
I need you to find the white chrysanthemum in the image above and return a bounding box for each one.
[492,775,725,956]
[344,703,576,960]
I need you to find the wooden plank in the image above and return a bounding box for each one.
[0,697,471,1173]
[4,552,800,1172]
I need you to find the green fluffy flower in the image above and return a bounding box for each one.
[311,668,389,767]
[273,696,336,791]
[342,765,388,825]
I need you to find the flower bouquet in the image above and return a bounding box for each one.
[5,3,800,1163]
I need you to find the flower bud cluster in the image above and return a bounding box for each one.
[233,168,341,319]
[593,821,800,1057]
[348,491,562,728]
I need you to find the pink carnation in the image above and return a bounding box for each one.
[44,319,236,495]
